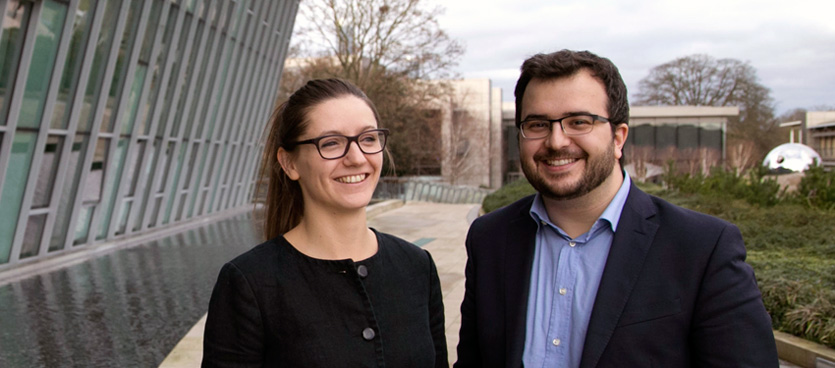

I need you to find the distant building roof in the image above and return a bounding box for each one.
[808,121,835,130]
[630,106,739,118]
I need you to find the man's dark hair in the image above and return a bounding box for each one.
[514,50,629,131]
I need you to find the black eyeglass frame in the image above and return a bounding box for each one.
[518,113,611,139]
[288,128,390,160]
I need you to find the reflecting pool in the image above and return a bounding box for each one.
[0,214,258,367]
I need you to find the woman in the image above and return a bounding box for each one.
[202,79,447,367]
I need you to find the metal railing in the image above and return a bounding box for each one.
[374,177,492,204]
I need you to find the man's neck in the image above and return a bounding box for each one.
[542,168,624,239]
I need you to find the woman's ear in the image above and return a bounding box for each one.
[277,147,300,181]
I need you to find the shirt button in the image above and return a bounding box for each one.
[357,265,368,278]
[559,288,567,295]
[552,338,561,346]
[362,327,375,340]
[569,241,576,247]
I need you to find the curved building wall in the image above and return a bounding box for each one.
[0,0,299,269]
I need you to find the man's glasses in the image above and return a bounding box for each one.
[519,114,610,139]
[289,129,390,160]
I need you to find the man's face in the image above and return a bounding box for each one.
[518,70,627,201]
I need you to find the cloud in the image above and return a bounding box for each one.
[432,0,835,113]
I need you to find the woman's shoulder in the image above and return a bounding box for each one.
[224,237,288,274]
[374,230,432,265]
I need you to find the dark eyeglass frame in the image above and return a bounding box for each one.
[518,113,611,139]
[289,128,390,160]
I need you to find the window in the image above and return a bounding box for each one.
[0,1,32,124]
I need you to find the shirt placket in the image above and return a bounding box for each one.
[542,236,576,366]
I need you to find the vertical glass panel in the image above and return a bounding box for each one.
[0,131,37,264]
[17,0,67,128]
[31,135,63,208]
[1,1,32,124]
[115,199,131,235]
[20,213,48,259]
[51,0,97,129]
[120,65,146,134]
[182,142,198,189]
[138,0,162,64]
[147,195,162,227]
[187,143,208,217]
[73,204,93,244]
[140,6,178,135]
[87,138,109,203]
[124,140,145,196]
[77,0,122,132]
[162,143,186,224]
[132,138,157,231]
[655,125,677,150]
[206,144,227,212]
[678,125,699,149]
[178,18,204,136]
[96,138,128,239]
[162,12,193,136]
[101,0,142,133]
[49,135,89,251]
[204,37,232,139]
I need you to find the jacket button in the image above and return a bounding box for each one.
[362,327,375,340]
[357,265,368,278]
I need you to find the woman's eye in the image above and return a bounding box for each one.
[319,139,342,148]
[360,135,379,143]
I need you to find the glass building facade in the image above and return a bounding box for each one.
[0,0,298,268]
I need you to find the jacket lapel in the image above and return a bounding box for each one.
[580,185,659,368]
[504,196,538,368]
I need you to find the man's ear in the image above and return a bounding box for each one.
[613,123,628,160]
[277,147,300,180]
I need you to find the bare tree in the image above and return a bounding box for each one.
[634,54,781,161]
[280,0,464,176]
[298,0,464,83]
[727,139,758,175]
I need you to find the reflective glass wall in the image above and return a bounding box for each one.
[0,0,298,268]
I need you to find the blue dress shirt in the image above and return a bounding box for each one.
[522,174,631,368]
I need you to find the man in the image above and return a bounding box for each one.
[454,50,778,368]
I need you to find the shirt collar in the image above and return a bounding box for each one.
[528,171,632,233]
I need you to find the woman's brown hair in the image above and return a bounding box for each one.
[256,78,380,240]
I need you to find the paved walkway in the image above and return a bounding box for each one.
[159,201,478,367]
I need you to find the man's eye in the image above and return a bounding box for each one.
[567,118,592,127]
[526,121,549,130]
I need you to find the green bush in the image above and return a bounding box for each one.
[795,165,835,209]
[481,178,536,213]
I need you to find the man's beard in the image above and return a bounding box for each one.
[521,143,616,201]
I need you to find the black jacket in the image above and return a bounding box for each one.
[203,230,447,367]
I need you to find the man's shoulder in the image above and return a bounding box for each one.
[630,186,733,230]
[474,194,536,227]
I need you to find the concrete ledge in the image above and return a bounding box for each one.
[775,330,835,368]
[366,199,405,219]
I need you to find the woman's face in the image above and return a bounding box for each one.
[280,95,383,214]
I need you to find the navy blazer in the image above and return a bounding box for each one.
[454,184,778,368]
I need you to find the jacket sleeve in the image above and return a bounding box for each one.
[690,223,779,367]
[426,251,450,368]
[453,225,481,368]
[202,262,265,368]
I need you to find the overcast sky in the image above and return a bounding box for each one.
[428,0,835,115]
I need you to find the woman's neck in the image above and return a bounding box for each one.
[284,206,377,261]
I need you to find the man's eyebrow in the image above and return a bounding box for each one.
[522,111,594,120]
